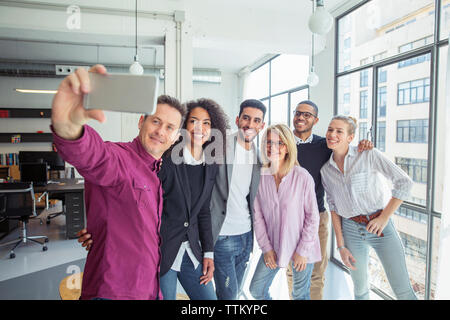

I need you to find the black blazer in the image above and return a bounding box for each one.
[158,153,218,277]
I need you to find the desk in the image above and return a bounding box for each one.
[35,178,85,239]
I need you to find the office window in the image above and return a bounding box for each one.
[396,208,428,224]
[337,69,373,148]
[337,0,435,72]
[397,119,428,143]
[360,90,368,119]
[246,63,269,99]
[378,68,387,83]
[377,86,387,117]
[399,53,431,68]
[344,37,351,49]
[372,51,387,62]
[398,78,430,105]
[376,121,386,152]
[398,37,433,68]
[360,69,369,87]
[270,54,309,96]
[269,93,288,125]
[246,54,309,128]
[440,1,450,40]
[336,0,442,300]
[359,122,368,141]
[395,157,427,184]
[434,45,448,213]
[343,93,351,104]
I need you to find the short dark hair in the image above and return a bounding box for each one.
[239,99,267,118]
[145,95,187,124]
[297,100,318,116]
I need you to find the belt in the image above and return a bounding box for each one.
[349,210,384,237]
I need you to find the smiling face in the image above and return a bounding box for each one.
[326,119,355,151]
[236,107,265,143]
[138,103,182,159]
[185,107,212,148]
[293,103,319,135]
[265,130,288,163]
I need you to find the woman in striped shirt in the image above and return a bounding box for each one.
[320,115,417,300]
[249,124,321,300]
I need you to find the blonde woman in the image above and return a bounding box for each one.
[249,124,321,300]
[320,115,417,300]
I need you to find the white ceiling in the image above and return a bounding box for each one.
[0,0,348,73]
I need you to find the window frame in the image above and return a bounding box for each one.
[333,0,447,300]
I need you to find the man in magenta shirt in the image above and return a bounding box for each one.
[51,65,185,300]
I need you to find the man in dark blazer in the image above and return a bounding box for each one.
[210,99,266,300]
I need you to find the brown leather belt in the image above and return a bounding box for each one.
[349,210,384,237]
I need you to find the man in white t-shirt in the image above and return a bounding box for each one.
[210,99,266,300]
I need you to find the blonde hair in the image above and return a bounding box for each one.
[261,123,300,176]
[331,115,358,135]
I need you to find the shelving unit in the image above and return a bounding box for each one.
[0,108,53,143]
[0,108,51,118]
[0,132,53,143]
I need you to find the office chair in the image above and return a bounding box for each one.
[0,182,48,259]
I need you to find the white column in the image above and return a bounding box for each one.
[164,10,193,102]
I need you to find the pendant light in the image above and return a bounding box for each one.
[308,0,333,35]
[129,0,144,75]
[307,2,319,87]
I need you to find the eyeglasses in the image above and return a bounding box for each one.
[266,140,285,147]
[293,111,317,120]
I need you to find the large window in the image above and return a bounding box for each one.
[335,0,446,300]
[397,119,429,143]
[395,157,428,184]
[377,86,387,117]
[398,78,430,105]
[246,54,309,128]
[360,90,369,119]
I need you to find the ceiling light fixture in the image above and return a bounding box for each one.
[15,89,57,94]
[308,0,333,35]
[129,0,144,75]
[307,2,319,87]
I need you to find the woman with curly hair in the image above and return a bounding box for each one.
[158,98,229,300]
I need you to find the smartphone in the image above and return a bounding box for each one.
[84,73,159,115]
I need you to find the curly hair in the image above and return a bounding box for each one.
[164,98,230,162]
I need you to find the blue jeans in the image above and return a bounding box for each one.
[342,217,417,300]
[160,252,217,300]
[213,231,253,300]
[250,254,313,300]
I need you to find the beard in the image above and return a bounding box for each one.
[238,127,257,143]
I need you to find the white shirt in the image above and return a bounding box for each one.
[320,146,413,219]
[294,133,314,145]
[170,146,213,272]
[219,141,254,236]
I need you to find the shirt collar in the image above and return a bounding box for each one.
[294,134,313,145]
[132,137,162,172]
[327,145,357,171]
[183,145,204,165]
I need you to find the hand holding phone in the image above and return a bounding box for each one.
[84,72,159,114]
[51,65,159,141]
[51,64,107,140]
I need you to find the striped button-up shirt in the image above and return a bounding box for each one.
[320,146,413,219]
